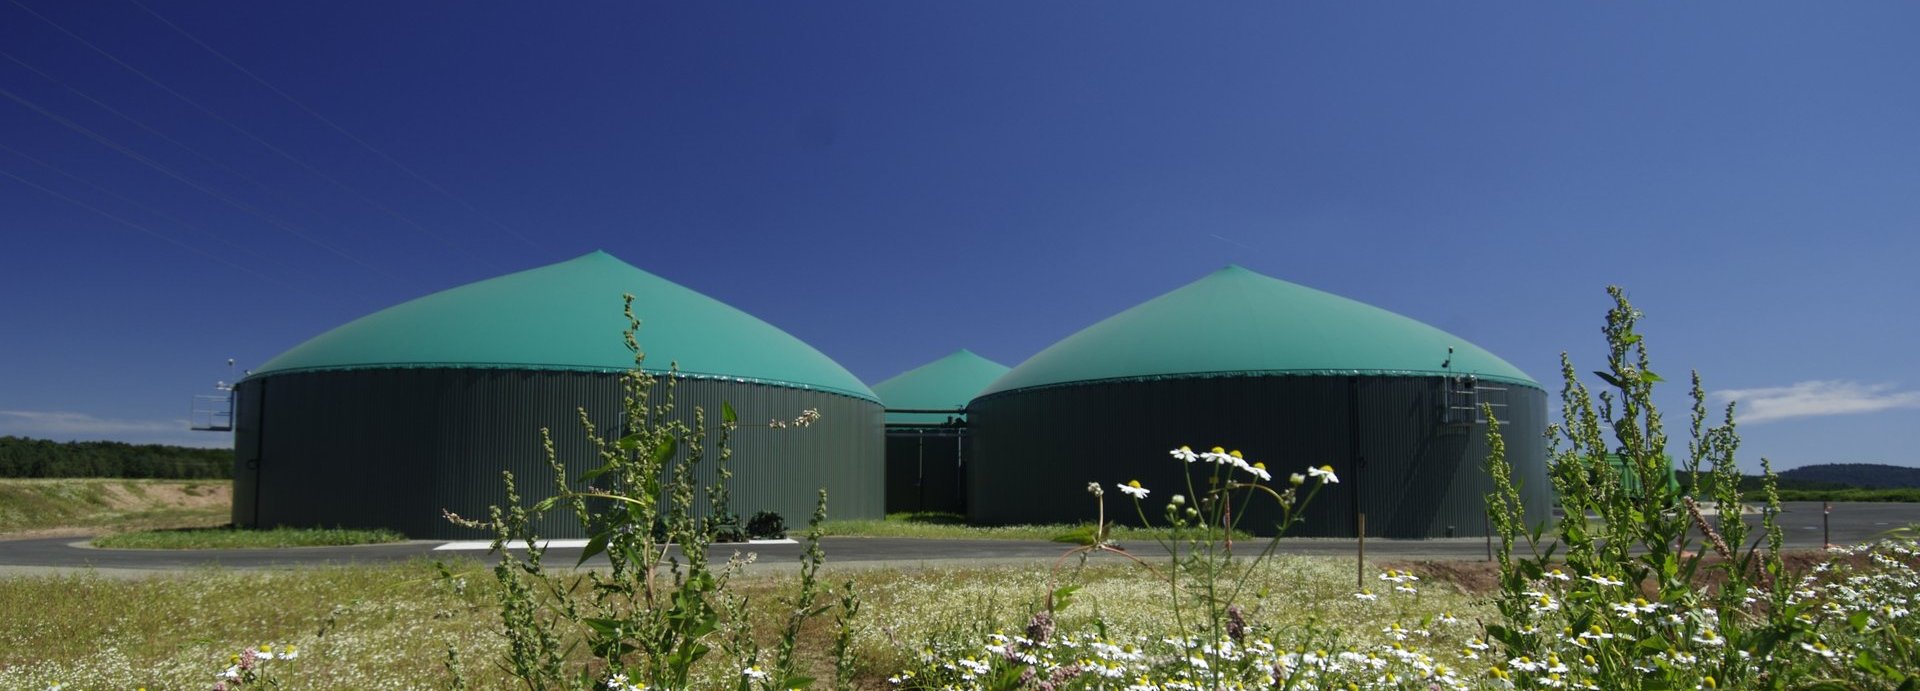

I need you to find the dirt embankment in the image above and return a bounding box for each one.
[93,480,230,512]
[0,479,232,539]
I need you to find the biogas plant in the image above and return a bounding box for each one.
[223,251,1548,539]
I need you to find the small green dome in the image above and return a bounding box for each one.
[978,265,1537,398]
[252,251,877,402]
[872,350,1010,425]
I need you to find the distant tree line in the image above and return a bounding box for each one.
[1677,462,1920,503]
[1771,488,1920,503]
[0,436,232,479]
[1777,463,1920,489]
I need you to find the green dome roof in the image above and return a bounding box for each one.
[871,350,1010,425]
[252,251,877,402]
[978,265,1538,398]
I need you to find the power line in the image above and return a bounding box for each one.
[126,0,544,253]
[2,49,403,259]
[0,84,392,276]
[7,0,499,270]
[0,163,354,310]
[1,142,387,307]
[0,139,272,265]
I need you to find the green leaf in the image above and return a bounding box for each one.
[1852,650,1885,675]
[1594,371,1625,388]
[688,618,719,639]
[529,496,560,514]
[580,462,615,483]
[1640,369,1664,383]
[583,617,623,638]
[1850,610,1872,633]
[1519,560,1544,580]
[615,433,641,451]
[1050,584,1081,611]
[1485,624,1522,649]
[722,401,737,425]
[1636,635,1670,652]
[576,532,610,567]
[652,437,678,465]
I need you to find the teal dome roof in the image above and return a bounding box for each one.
[978,265,1537,398]
[871,350,1010,425]
[252,251,877,402]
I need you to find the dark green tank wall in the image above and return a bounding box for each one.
[885,428,968,514]
[966,376,1550,538]
[231,369,884,539]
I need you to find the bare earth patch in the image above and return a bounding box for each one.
[97,481,230,512]
[0,479,232,538]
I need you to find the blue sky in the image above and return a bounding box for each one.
[1,2,1915,470]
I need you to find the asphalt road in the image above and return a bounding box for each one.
[1,501,1912,577]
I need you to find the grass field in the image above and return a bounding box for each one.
[92,525,409,549]
[0,478,229,536]
[0,482,1482,688]
[0,551,1485,690]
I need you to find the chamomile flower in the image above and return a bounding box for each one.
[1799,641,1838,659]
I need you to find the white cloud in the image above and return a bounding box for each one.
[1712,381,1920,424]
[0,410,229,448]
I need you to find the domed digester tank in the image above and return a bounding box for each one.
[966,266,1549,538]
[231,251,883,538]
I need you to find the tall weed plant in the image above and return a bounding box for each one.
[446,294,856,691]
[1477,286,1919,690]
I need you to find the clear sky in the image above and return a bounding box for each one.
[2,2,1915,470]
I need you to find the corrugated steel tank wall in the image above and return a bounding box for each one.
[966,376,1550,538]
[231,369,883,539]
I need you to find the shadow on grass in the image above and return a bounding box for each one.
[888,512,1105,543]
[884,511,968,525]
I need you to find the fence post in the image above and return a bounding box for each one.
[1823,501,1832,549]
[1357,512,1367,589]
[1485,514,1493,562]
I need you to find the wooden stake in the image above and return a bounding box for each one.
[1357,513,1367,589]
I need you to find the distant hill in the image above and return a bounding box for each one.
[1778,463,1920,490]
